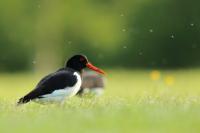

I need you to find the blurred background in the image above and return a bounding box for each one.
[0,0,200,73]
[1,1,200,132]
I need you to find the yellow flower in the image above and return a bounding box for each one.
[150,70,161,81]
[164,75,175,86]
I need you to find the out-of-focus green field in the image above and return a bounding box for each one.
[1,69,200,133]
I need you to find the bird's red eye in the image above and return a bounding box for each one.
[80,57,85,61]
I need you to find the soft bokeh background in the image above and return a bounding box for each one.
[0,0,200,72]
[1,0,200,133]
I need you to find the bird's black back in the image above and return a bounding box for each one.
[18,68,78,104]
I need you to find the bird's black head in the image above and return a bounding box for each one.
[65,54,105,75]
[66,55,88,72]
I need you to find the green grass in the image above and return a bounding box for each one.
[1,69,200,133]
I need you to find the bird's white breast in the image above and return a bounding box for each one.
[68,72,82,97]
[35,72,82,103]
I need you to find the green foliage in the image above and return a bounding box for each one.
[122,0,200,68]
[0,0,200,71]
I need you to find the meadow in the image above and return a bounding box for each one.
[0,69,200,133]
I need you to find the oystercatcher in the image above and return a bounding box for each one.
[17,54,105,104]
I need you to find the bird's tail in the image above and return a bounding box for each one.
[17,97,30,105]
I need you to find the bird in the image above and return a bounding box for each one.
[17,54,105,105]
[77,71,106,96]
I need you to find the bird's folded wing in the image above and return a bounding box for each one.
[18,70,77,104]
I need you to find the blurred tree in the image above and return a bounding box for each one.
[0,0,34,72]
[119,0,200,68]
[0,0,200,72]
[34,1,65,72]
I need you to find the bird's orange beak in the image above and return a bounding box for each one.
[86,63,105,75]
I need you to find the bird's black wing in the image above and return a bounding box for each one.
[18,70,77,104]
[35,68,65,88]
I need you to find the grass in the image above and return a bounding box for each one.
[0,69,200,133]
